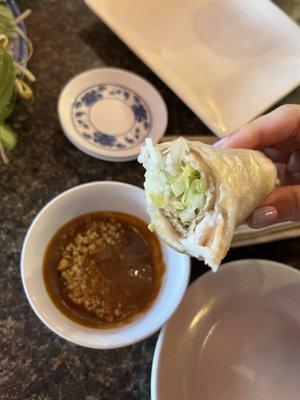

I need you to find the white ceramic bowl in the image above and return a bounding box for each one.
[21,182,190,348]
[151,259,300,400]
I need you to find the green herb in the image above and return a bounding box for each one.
[0,45,15,116]
[0,4,16,35]
[0,3,33,163]
[0,121,17,150]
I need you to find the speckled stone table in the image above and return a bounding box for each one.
[0,1,299,399]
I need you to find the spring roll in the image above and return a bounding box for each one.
[138,138,277,271]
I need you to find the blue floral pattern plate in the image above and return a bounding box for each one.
[58,68,167,162]
[72,84,152,151]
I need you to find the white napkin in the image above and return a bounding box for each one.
[160,135,300,247]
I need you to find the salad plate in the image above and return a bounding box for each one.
[86,0,300,136]
[58,68,168,162]
[151,259,300,400]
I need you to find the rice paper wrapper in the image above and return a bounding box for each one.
[139,138,277,271]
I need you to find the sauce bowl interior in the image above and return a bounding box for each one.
[21,181,190,348]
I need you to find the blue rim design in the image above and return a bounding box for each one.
[71,84,153,152]
[7,0,28,64]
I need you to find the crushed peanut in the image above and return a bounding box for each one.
[43,212,165,328]
[57,219,131,324]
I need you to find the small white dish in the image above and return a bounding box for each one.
[151,259,300,400]
[86,0,300,136]
[58,68,168,161]
[21,182,190,349]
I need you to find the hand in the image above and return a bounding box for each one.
[215,104,300,228]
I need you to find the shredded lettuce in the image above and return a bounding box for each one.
[151,161,207,224]
[150,193,165,207]
[142,140,208,225]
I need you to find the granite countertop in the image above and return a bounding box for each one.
[0,1,299,399]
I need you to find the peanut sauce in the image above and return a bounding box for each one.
[43,212,165,328]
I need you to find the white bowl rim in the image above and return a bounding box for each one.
[20,181,191,348]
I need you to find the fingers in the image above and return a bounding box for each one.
[247,206,278,229]
[287,151,300,173]
[276,158,300,185]
[279,170,300,186]
[214,104,300,230]
[263,148,291,163]
[248,185,300,228]
[260,150,300,181]
[216,104,300,150]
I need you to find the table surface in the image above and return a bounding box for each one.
[0,1,299,399]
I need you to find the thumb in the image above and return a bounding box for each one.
[247,186,300,228]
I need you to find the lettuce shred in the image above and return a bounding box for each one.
[151,162,207,224]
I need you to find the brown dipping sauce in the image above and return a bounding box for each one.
[43,212,165,328]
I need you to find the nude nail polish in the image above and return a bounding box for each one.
[249,206,278,229]
[213,137,229,147]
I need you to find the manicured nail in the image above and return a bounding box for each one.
[249,206,278,229]
[213,137,229,147]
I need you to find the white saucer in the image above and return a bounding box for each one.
[58,68,168,161]
[151,259,300,400]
